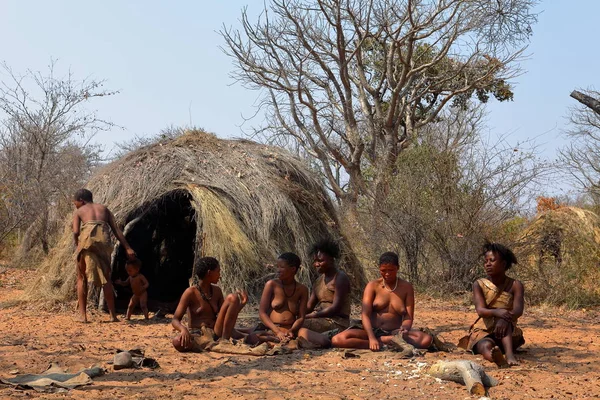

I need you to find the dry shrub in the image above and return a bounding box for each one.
[23,130,365,305]
[515,207,600,307]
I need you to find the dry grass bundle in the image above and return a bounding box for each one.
[24,130,365,306]
[515,206,600,307]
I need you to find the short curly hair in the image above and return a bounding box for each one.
[195,257,220,279]
[379,251,399,267]
[482,242,518,270]
[278,252,301,270]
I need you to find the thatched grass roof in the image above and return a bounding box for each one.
[25,130,365,304]
[515,206,600,307]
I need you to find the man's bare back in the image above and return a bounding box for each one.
[75,203,111,224]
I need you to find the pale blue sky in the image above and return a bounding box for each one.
[1,1,598,194]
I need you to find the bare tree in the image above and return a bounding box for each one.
[221,0,538,212]
[560,89,600,204]
[373,103,548,287]
[0,61,115,254]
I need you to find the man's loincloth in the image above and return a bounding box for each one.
[75,221,112,287]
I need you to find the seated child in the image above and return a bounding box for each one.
[331,252,432,351]
[171,257,249,352]
[115,258,149,320]
[460,242,525,367]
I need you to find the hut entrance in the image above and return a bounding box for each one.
[112,190,196,312]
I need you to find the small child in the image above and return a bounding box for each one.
[116,258,149,320]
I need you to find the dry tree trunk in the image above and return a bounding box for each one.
[426,360,498,396]
[571,90,600,114]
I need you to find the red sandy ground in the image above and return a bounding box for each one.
[0,267,598,399]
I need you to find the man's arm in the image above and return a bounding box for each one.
[72,211,81,247]
[107,210,136,259]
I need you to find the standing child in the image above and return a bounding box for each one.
[459,242,525,367]
[72,188,136,323]
[116,258,149,320]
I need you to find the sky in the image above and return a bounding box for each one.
[0,0,598,194]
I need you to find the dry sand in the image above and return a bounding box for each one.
[0,267,598,399]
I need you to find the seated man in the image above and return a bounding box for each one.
[255,252,330,348]
[331,252,432,351]
[172,257,249,352]
[460,242,525,367]
[304,239,351,334]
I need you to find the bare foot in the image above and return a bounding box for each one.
[491,346,509,368]
[76,316,89,324]
[506,354,519,366]
[110,316,120,322]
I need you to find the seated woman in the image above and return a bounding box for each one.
[256,252,330,347]
[331,252,432,351]
[304,239,351,333]
[461,242,525,367]
[172,257,249,352]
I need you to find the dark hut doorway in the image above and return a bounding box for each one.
[111,190,196,312]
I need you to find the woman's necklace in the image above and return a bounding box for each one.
[198,283,213,301]
[283,280,297,298]
[383,278,399,292]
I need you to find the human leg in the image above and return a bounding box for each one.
[126,295,139,320]
[331,329,370,349]
[501,325,519,366]
[297,328,331,348]
[76,258,88,323]
[140,292,149,319]
[214,293,242,340]
[100,266,119,322]
[404,329,433,349]
[475,337,507,367]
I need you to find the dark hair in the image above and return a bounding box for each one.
[74,188,93,202]
[379,251,399,267]
[308,239,340,259]
[195,257,220,279]
[278,252,301,270]
[482,242,518,270]
[125,258,142,269]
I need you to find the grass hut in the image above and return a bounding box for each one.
[25,130,365,310]
[515,206,600,307]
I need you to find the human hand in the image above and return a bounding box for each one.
[494,308,513,322]
[275,329,289,343]
[494,318,509,339]
[369,337,380,352]
[398,327,409,338]
[179,328,191,349]
[236,290,248,307]
[305,312,317,319]
[126,247,137,261]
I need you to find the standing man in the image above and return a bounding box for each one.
[72,188,136,322]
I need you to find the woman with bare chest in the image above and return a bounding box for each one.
[332,252,432,351]
[171,257,249,352]
[255,253,329,347]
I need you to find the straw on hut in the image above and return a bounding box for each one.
[24,130,365,309]
[515,206,600,307]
